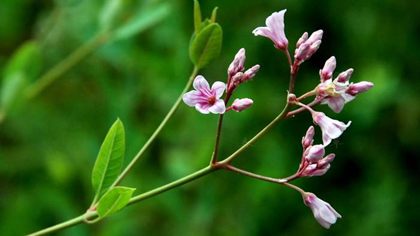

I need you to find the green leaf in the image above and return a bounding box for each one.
[92,119,125,199]
[1,41,42,113]
[96,186,135,218]
[189,23,223,69]
[99,0,126,32]
[193,0,202,33]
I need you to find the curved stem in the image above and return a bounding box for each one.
[25,32,110,99]
[110,67,199,188]
[28,211,96,236]
[128,165,215,204]
[220,98,291,165]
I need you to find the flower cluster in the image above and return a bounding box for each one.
[183,48,259,114]
[182,7,374,230]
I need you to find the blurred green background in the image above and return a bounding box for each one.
[1,0,419,235]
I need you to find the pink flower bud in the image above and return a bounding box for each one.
[243,64,260,81]
[317,154,335,168]
[311,111,351,146]
[346,81,374,96]
[319,56,336,82]
[304,144,325,162]
[336,68,354,83]
[303,192,342,229]
[228,48,246,77]
[253,9,289,50]
[302,126,315,149]
[294,30,323,64]
[231,98,253,112]
[296,32,308,48]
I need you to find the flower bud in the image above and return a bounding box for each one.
[231,98,253,112]
[305,144,325,162]
[296,32,308,48]
[319,56,336,82]
[243,64,260,81]
[346,81,374,96]
[336,68,354,83]
[228,48,246,77]
[317,153,335,168]
[294,30,323,64]
[302,126,315,149]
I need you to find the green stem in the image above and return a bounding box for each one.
[210,114,224,165]
[25,32,109,99]
[27,211,96,236]
[220,99,291,164]
[128,165,215,205]
[109,67,199,188]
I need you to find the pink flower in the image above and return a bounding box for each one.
[304,144,325,162]
[183,76,226,114]
[317,61,374,113]
[294,30,323,64]
[311,111,351,146]
[252,9,288,50]
[303,192,342,229]
[231,98,253,112]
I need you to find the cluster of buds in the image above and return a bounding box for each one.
[299,126,335,177]
[182,48,259,114]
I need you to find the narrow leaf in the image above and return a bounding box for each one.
[92,119,125,199]
[210,7,218,23]
[96,186,135,218]
[193,0,202,33]
[189,23,223,69]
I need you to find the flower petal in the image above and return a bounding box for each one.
[195,103,210,114]
[208,99,226,114]
[193,75,210,92]
[211,81,226,99]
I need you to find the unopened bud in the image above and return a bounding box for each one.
[320,56,336,82]
[294,30,323,64]
[296,32,308,48]
[318,153,335,168]
[302,126,315,149]
[231,98,253,112]
[336,68,354,83]
[305,144,325,162]
[346,81,374,96]
[228,48,246,77]
[243,64,260,81]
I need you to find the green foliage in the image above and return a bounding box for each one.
[96,186,135,219]
[189,0,222,69]
[0,41,42,113]
[92,119,126,199]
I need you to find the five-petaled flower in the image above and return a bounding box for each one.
[303,192,342,229]
[183,76,226,114]
[252,9,288,50]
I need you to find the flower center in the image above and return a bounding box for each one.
[208,95,216,105]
